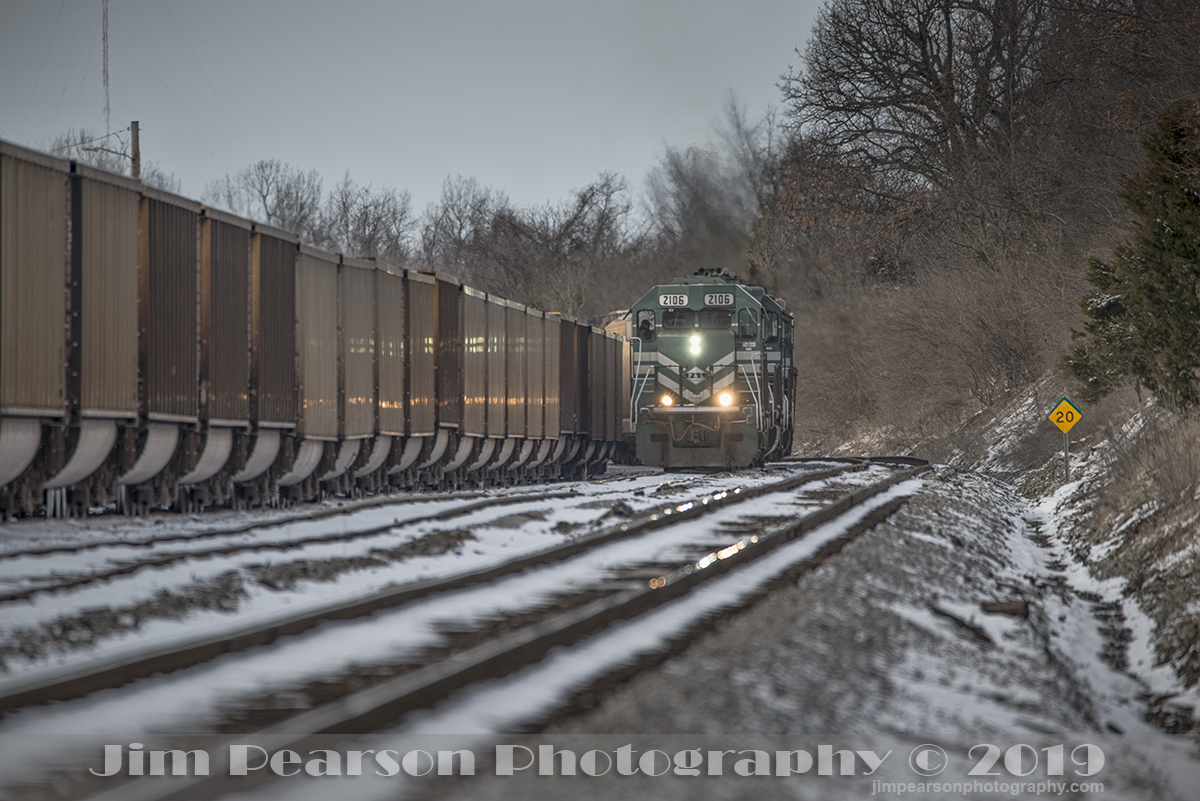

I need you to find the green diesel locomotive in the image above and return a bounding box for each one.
[628,271,795,469]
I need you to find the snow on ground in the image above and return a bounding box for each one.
[0,468,656,554]
[1031,455,1200,724]
[0,466,851,685]
[5,456,1193,800]
[0,466,874,790]
[209,481,927,801]
[373,468,1198,801]
[0,466,680,555]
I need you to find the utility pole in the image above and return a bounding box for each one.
[130,121,140,180]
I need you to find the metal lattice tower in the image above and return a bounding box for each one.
[102,0,110,133]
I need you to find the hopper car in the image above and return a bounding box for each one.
[0,140,628,518]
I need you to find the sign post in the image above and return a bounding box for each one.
[1048,397,1082,481]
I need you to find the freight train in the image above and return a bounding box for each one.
[626,270,795,468]
[0,140,629,518]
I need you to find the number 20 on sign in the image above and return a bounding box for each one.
[1049,397,1082,433]
[1050,397,1082,481]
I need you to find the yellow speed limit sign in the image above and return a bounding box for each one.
[1049,397,1082,433]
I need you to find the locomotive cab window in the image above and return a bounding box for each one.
[736,308,759,340]
[662,309,695,329]
[698,308,731,329]
[636,309,656,341]
[764,311,780,344]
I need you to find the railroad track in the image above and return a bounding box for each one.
[0,471,703,630]
[0,470,662,563]
[0,467,821,683]
[0,461,852,711]
[0,490,586,604]
[0,458,927,801]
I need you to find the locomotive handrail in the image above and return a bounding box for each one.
[738,362,765,430]
[630,335,655,427]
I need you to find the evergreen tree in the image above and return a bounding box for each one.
[1063,101,1200,408]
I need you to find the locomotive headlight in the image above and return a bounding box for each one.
[717,392,733,407]
[660,394,674,407]
[689,335,701,355]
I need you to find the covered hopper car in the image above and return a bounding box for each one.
[0,140,628,518]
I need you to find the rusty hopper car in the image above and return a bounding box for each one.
[0,139,624,518]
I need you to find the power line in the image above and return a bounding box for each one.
[108,2,222,173]
[23,0,68,128]
[163,1,252,163]
[50,2,96,133]
[49,128,130,155]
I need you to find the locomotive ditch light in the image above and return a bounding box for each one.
[689,334,701,355]
[717,392,733,407]
[660,394,674,407]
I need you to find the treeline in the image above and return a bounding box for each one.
[763,0,1200,453]
[199,161,645,318]
[54,0,1199,455]
[198,0,1200,457]
[194,101,782,321]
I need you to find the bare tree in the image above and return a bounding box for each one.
[313,173,416,264]
[416,176,509,279]
[784,0,1064,188]
[491,172,636,314]
[48,128,127,172]
[203,159,322,238]
[748,146,908,305]
[414,173,640,316]
[716,99,786,215]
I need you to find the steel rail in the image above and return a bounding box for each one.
[0,462,858,715]
[0,475,670,603]
[80,459,928,801]
[0,489,492,560]
[0,491,581,604]
[0,467,802,565]
[0,473,657,562]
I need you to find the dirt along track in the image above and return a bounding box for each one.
[0,458,927,801]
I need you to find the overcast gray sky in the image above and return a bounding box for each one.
[0,0,821,211]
